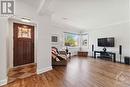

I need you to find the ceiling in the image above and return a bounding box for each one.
[18,0,43,8]
[20,0,130,30]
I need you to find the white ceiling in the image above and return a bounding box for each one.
[21,0,130,30]
[18,0,43,8]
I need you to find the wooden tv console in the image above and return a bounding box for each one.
[78,51,88,57]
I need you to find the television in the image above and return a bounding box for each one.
[98,37,115,47]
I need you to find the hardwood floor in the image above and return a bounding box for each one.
[2,57,130,87]
[8,63,36,83]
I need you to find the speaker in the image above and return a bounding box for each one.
[119,45,122,63]
[124,57,130,65]
[92,45,94,58]
[92,45,94,52]
[119,45,122,55]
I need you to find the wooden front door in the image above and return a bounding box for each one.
[13,23,34,67]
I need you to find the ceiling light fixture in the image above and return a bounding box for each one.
[21,18,31,22]
[63,17,68,20]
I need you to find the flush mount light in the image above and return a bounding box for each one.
[21,18,31,22]
[62,17,68,20]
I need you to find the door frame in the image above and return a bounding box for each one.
[8,18,37,69]
[13,23,35,67]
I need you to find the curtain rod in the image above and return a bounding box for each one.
[64,32,88,35]
[64,32,80,35]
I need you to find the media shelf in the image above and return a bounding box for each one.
[94,51,116,62]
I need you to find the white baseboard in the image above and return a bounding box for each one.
[0,78,7,86]
[37,66,52,74]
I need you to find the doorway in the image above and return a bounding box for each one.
[13,23,35,66]
[7,22,37,83]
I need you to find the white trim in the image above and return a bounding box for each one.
[37,0,46,14]
[53,19,130,31]
[0,78,7,86]
[83,20,130,31]
[37,66,52,74]
[8,18,37,69]
[37,0,53,15]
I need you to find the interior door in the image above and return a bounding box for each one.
[13,23,34,67]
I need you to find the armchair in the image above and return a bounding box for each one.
[51,47,70,66]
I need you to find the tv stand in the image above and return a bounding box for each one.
[94,51,116,62]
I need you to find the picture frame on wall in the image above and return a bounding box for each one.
[51,34,59,44]
[81,33,89,47]
[82,39,88,46]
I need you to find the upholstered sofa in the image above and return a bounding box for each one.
[51,47,70,66]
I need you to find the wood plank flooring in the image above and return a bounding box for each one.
[2,57,130,87]
[8,63,36,83]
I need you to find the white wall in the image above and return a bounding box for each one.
[80,33,89,51]
[0,17,8,86]
[0,0,129,86]
[36,14,52,74]
[7,0,38,69]
[87,22,130,62]
[50,24,80,56]
[0,0,52,86]
[15,0,52,74]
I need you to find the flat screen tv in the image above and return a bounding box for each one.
[98,37,115,47]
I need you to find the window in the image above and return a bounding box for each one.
[18,26,31,38]
[64,32,79,47]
